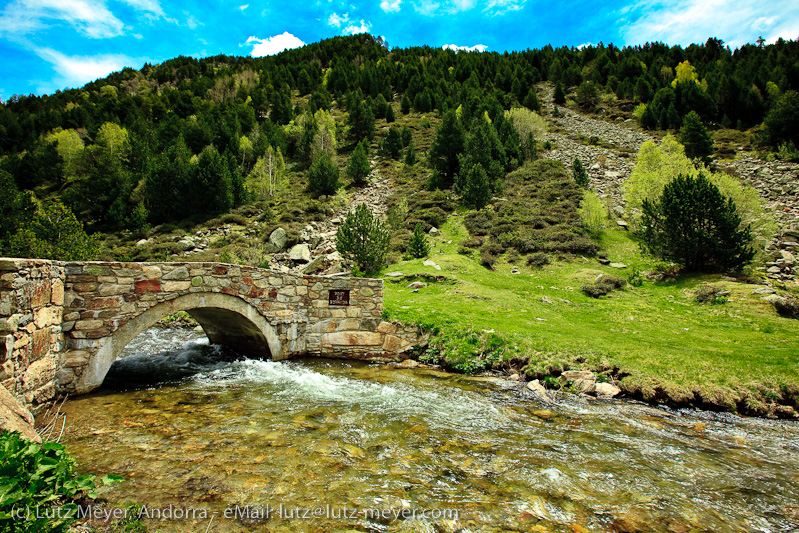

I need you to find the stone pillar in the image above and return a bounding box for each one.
[0,258,65,414]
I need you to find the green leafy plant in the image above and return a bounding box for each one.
[0,430,123,533]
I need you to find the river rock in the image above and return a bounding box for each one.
[269,227,288,250]
[288,244,311,263]
[595,382,621,398]
[526,379,550,402]
[573,378,596,394]
[397,359,420,369]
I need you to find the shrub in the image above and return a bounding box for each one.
[582,275,626,298]
[578,190,606,237]
[694,284,728,304]
[406,222,430,259]
[336,203,390,274]
[639,173,754,272]
[0,430,123,533]
[526,252,550,267]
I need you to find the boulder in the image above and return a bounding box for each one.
[595,382,621,398]
[269,227,288,250]
[752,287,776,295]
[561,370,594,382]
[288,244,311,263]
[429,227,440,236]
[385,271,405,277]
[406,281,426,289]
[609,262,627,269]
[300,256,326,275]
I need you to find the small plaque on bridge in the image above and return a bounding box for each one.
[328,290,350,306]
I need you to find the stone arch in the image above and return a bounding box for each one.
[74,292,281,393]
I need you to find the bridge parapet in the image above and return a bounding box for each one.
[1,258,425,413]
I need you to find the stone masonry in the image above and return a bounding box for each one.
[1,258,425,413]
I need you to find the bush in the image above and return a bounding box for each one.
[0,430,123,533]
[336,203,390,274]
[582,274,627,298]
[639,173,754,272]
[578,190,606,237]
[694,284,728,304]
[526,252,550,267]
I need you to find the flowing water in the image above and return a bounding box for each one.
[53,328,799,533]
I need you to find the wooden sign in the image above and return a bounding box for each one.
[328,289,350,306]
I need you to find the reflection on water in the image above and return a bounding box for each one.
[55,328,799,532]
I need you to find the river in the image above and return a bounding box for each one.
[53,328,799,532]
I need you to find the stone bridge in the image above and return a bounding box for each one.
[0,258,424,413]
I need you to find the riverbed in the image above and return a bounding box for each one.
[54,328,799,532]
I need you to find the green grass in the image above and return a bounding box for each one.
[383,216,799,416]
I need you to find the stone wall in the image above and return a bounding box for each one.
[0,259,65,414]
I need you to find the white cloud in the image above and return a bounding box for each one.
[247,32,305,56]
[35,47,138,89]
[343,19,371,34]
[0,0,124,38]
[239,4,249,11]
[380,0,401,12]
[442,43,488,52]
[328,12,347,27]
[413,0,524,15]
[619,0,799,48]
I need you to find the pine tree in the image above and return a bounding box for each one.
[379,126,403,159]
[640,173,753,272]
[572,157,589,187]
[347,141,370,185]
[460,162,492,209]
[553,81,566,105]
[428,109,466,189]
[308,152,340,194]
[336,203,390,274]
[404,139,417,166]
[407,222,430,258]
[385,104,395,123]
[679,111,714,164]
[523,88,540,112]
[401,94,411,114]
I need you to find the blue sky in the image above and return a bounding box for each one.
[0,0,796,100]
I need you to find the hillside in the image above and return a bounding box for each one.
[1,34,798,416]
